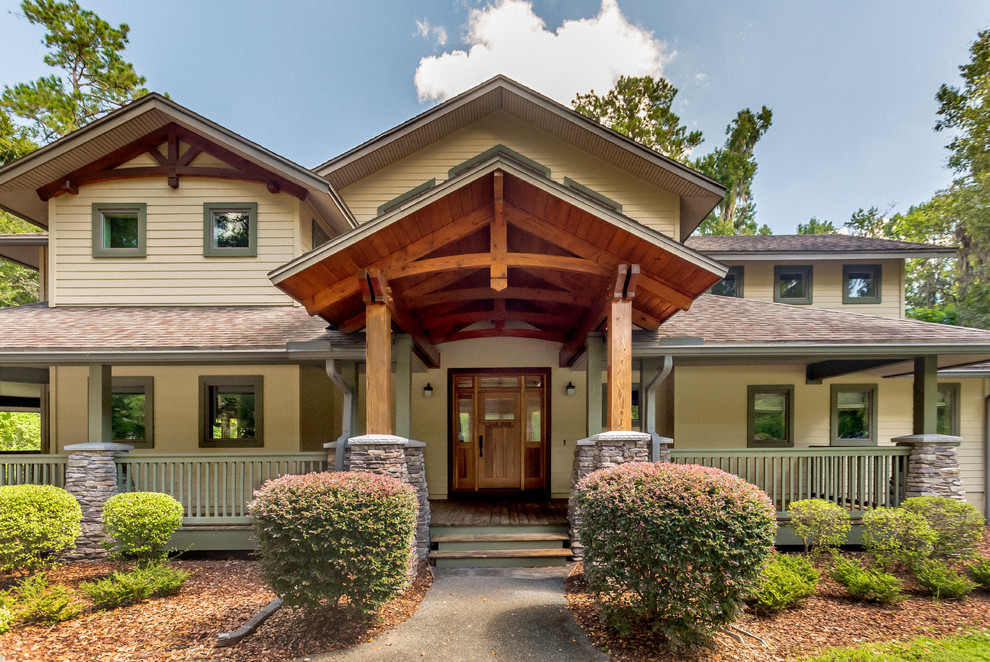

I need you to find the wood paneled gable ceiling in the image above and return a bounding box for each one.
[271,159,726,368]
[316,75,725,239]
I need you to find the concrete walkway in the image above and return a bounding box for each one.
[309,567,608,662]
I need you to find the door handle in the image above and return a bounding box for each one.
[479,434,484,457]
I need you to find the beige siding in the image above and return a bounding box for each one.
[51,177,299,306]
[724,259,905,318]
[339,111,681,238]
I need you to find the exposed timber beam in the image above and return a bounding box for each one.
[491,171,507,291]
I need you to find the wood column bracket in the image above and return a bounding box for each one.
[358,268,440,368]
[167,131,179,189]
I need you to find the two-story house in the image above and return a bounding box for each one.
[0,76,988,559]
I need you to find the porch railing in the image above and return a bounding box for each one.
[114,453,328,525]
[669,447,911,517]
[0,454,68,488]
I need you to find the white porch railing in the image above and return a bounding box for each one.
[114,453,328,525]
[669,447,911,517]
[0,454,68,488]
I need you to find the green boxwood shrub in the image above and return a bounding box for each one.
[901,497,985,559]
[0,485,82,574]
[14,572,82,624]
[249,471,418,619]
[829,556,904,605]
[752,553,819,615]
[968,557,990,588]
[575,462,777,648]
[861,507,936,570]
[101,492,183,564]
[912,560,975,600]
[80,562,189,610]
[788,499,851,553]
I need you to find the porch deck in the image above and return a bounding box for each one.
[429,498,569,527]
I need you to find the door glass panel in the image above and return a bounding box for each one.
[524,376,542,388]
[457,395,472,442]
[480,377,519,388]
[456,377,473,388]
[526,395,541,442]
[484,397,516,420]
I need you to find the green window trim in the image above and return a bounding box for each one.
[843,264,882,304]
[92,203,147,258]
[830,383,878,446]
[937,382,961,437]
[711,265,744,298]
[377,180,436,216]
[448,144,551,179]
[112,376,153,449]
[198,375,264,448]
[774,265,813,304]
[203,202,258,257]
[747,385,794,448]
[563,177,622,213]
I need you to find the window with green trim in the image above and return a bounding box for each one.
[774,265,813,304]
[747,385,794,447]
[199,376,263,447]
[937,383,961,436]
[711,266,744,297]
[112,377,153,449]
[92,203,147,257]
[203,202,257,256]
[830,384,877,446]
[843,264,882,304]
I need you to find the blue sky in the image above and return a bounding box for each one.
[1,0,987,234]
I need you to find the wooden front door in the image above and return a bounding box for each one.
[450,370,548,493]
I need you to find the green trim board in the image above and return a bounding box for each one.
[773,265,813,304]
[830,383,878,446]
[198,375,264,448]
[377,179,436,216]
[842,264,882,304]
[203,202,258,257]
[562,177,621,213]
[112,376,154,449]
[449,144,551,179]
[91,203,147,258]
[747,384,794,448]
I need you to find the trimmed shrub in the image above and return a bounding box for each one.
[575,462,777,648]
[15,572,82,624]
[901,497,985,559]
[861,507,936,570]
[80,562,189,610]
[752,553,819,615]
[829,556,904,605]
[0,485,82,574]
[968,557,990,588]
[101,492,183,564]
[913,560,975,600]
[0,605,13,635]
[788,499,851,553]
[249,471,418,619]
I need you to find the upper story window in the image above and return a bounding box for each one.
[203,202,257,257]
[843,264,882,304]
[711,266,744,297]
[92,203,147,257]
[774,265,813,304]
[831,384,877,446]
[747,385,793,448]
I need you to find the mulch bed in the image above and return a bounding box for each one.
[0,558,433,662]
[565,532,990,661]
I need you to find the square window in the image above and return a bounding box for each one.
[748,385,794,447]
[774,265,813,304]
[203,202,257,256]
[112,377,153,449]
[199,376,263,447]
[843,264,882,304]
[92,203,147,257]
[831,384,877,446]
[937,383,961,437]
[711,266,744,297]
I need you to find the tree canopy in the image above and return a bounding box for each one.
[796,217,837,234]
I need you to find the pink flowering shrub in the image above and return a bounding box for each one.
[575,462,776,647]
[249,471,417,618]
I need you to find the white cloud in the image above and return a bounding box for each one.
[414,0,670,105]
[415,19,449,47]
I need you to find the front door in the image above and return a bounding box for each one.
[450,370,548,493]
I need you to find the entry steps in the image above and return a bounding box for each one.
[428,525,573,568]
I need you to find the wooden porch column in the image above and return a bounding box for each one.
[87,364,112,443]
[361,270,392,436]
[606,265,638,431]
[913,355,938,435]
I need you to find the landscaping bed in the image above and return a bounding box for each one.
[0,558,432,662]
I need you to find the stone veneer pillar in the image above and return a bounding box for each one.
[568,430,653,561]
[63,442,133,561]
[893,434,966,501]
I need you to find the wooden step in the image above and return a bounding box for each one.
[429,548,573,560]
[431,532,569,544]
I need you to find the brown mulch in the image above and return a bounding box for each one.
[565,533,990,661]
[0,559,433,662]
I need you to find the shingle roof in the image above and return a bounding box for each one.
[685,234,952,255]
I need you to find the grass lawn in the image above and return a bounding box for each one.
[799,630,990,661]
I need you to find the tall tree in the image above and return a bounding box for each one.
[1,0,149,143]
[573,75,703,161]
[695,107,773,235]
[797,217,837,234]
[936,29,990,179]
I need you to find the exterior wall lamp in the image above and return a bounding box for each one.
[566,381,576,396]
[423,383,434,398]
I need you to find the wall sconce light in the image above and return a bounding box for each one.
[566,381,576,396]
[423,383,434,398]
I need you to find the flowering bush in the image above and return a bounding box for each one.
[787,499,851,553]
[250,471,418,618]
[0,485,81,574]
[901,497,984,559]
[101,492,183,564]
[575,462,776,648]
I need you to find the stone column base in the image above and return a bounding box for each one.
[63,442,133,561]
[893,434,966,501]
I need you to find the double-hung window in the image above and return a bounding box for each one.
[937,383,961,436]
[830,384,877,446]
[92,203,147,257]
[203,202,257,256]
[747,385,794,448]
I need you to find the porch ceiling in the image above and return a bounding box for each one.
[271,165,725,368]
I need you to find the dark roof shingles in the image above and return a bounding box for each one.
[684,234,949,253]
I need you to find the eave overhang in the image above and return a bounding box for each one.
[701,249,958,261]
[0,233,47,269]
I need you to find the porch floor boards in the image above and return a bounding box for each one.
[428,498,569,527]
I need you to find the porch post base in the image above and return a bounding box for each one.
[63,442,133,561]
[651,435,673,462]
[893,434,966,501]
